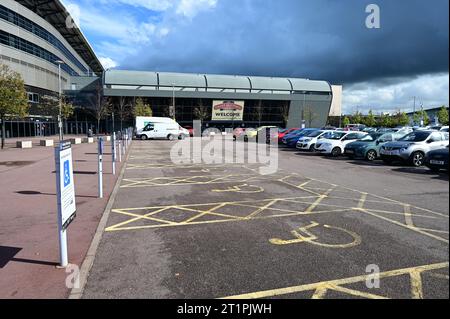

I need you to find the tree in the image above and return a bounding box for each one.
[437,106,449,125]
[0,64,28,149]
[89,82,111,134]
[342,116,351,127]
[254,100,263,126]
[134,98,153,117]
[392,111,409,127]
[353,111,363,125]
[193,99,209,122]
[378,113,392,127]
[280,101,290,128]
[303,106,318,127]
[365,110,376,127]
[116,96,132,130]
[38,94,74,121]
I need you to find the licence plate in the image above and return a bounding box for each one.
[385,150,399,156]
[430,160,444,165]
[345,150,354,154]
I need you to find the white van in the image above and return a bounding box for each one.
[135,117,189,141]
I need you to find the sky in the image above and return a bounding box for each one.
[62,0,449,114]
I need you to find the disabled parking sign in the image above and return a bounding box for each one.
[55,141,76,230]
[63,160,71,187]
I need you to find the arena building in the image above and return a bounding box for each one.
[1,0,340,137]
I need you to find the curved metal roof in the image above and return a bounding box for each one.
[16,0,104,74]
[206,74,251,90]
[249,76,292,91]
[104,70,331,93]
[159,72,206,88]
[105,70,158,86]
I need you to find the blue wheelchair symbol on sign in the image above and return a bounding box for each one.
[63,160,71,187]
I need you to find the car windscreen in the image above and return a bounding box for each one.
[307,130,323,138]
[399,132,430,142]
[360,134,378,141]
[322,131,346,140]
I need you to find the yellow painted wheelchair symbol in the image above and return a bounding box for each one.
[212,184,264,194]
[270,221,361,248]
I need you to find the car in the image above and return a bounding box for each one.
[278,128,300,143]
[344,132,403,161]
[424,145,449,172]
[380,131,449,167]
[296,130,334,151]
[315,131,368,156]
[440,126,449,132]
[184,126,194,137]
[135,117,189,141]
[345,124,366,131]
[244,126,277,141]
[282,128,318,147]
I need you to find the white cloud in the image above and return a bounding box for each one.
[176,0,218,18]
[99,0,174,11]
[99,57,119,69]
[343,73,449,114]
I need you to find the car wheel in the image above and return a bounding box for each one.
[331,147,342,157]
[410,151,425,167]
[179,134,186,140]
[366,150,377,161]
[167,134,175,141]
[140,135,148,141]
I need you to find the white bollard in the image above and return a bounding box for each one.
[118,140,122,162]
[112,132,116,175]
[98,137,104,198]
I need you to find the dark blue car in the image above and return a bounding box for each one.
[282,128,319,147]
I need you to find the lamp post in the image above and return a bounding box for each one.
[55,60,64,141]
[172,83,176,120]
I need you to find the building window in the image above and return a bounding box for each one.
[0,30,79,76]
[27,92,40,104]
[0,4,88,74]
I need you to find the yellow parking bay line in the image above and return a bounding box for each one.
[220,262,449,299]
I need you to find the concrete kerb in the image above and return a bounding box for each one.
[68,141,132,299]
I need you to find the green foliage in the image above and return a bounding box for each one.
[392,111,410,127]
[0,64,29,149]
[0,64,28,119]
[413,109,430,126]
[342,116,350,127]
[378,113,392,127]
[134,98,153,117]
[365,110,376,127]
[437,106,449,125]
[37,94,74,120]
[352,111,363,125]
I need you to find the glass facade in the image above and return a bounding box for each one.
[119,97,290,128]
[0,4,88,74]
[0,30,79,75]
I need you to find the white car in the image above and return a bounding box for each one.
[296,130,334,151]
[440,126,449,132]
[314,131,368,156]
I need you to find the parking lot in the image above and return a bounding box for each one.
[82,138,449,299]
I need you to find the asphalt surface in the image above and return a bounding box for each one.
[82,138,449,299]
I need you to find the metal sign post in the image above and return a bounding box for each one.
[54,141,77,267]
[118,139,122,162]
[112,132,116,175]
[98,137,104,198]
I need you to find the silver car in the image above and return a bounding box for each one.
[380,131,449,167]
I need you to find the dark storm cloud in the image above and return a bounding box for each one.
[121,0,449,84]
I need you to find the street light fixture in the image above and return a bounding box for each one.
[171,83,176,120]
[55,60,64,141]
